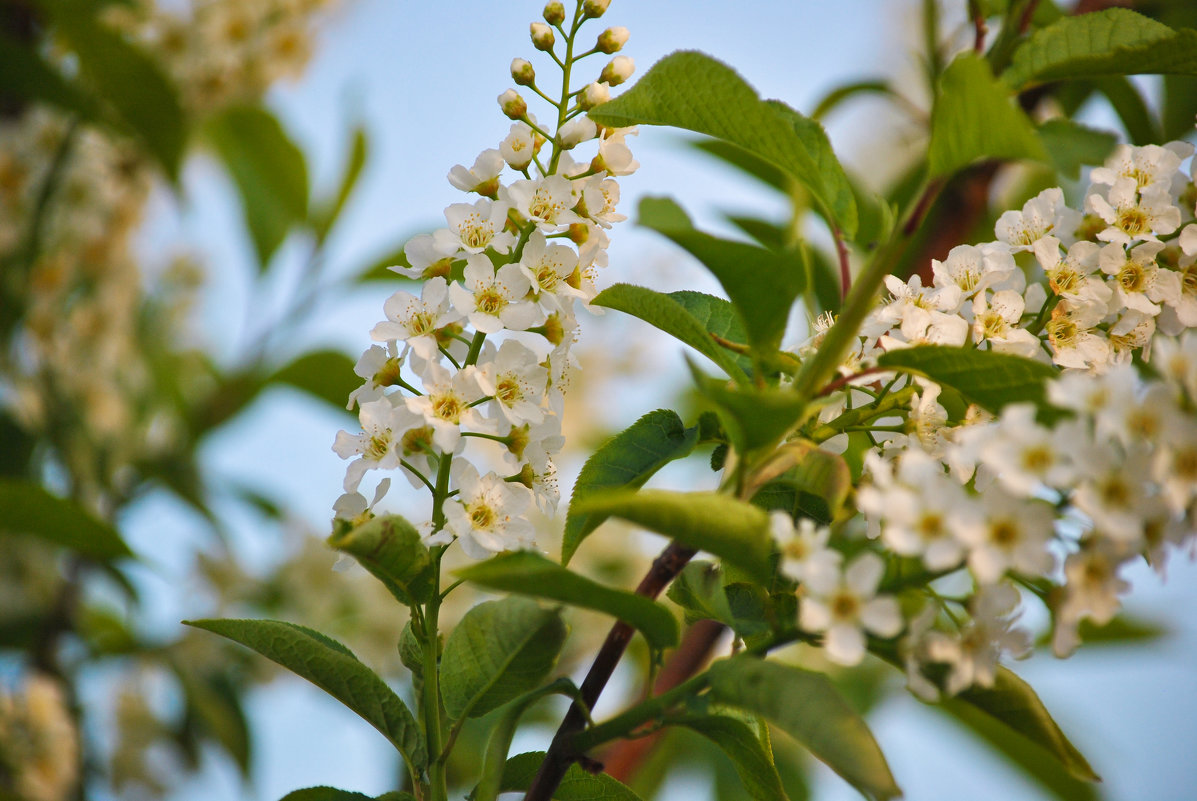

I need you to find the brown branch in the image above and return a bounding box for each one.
[832,225,852,303]
[523,541,697,801]
[601,619,727,782]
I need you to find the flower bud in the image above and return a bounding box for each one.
[530,21,555,51]
[579,81,610,111]
[596,25,628,54]
[599,55,634,86]
[582,0,611,18]
[510,57,535,86]
[542,1,565,25]
[498,88,527,120]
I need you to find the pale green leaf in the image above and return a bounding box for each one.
[1037,119,1118,180]
[314,126,369,242]
[589,50,857,237]
[327,514,433,606]
[268,350,359,415]
[440,597,566,720]
[675,714,788,801]
[668,291,755,376]
[928,52,1046,178]
[183,619,426,772]
[707,657,900,801]
[0,479,133,560]
[572,490,773,581]
[563,409,698,564]
[456,552,678,651]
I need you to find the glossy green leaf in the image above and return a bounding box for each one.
[675,714,788,801]
[592,283,750,384]
[928,52,1046,178]
[53,14,186,178]
[205,104,309,267]
[563,409,699,564]
[1003,9,1197,91]
[949,666,1099,782]
[327,514,433,606]
[572,490,773,581]
[314,125,368,242]
[668,291,755,376]
[495,752,643,800]
[456,552,678,651]
[440,597,566,720]
[1036,119,1118,180]
[590,50,857,237]
[184,619,426,772]
[707,657,900,801]
[268,350,358,414]
[0,480,133,560]
[279,789,416,801]
[475,679,581,801]
[877,345,1058,416]
[638,197,805,353]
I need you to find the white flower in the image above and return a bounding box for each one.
[346,342,403,410]
[595,126,639,176]
[448,254,542,333]
[956,487,1055,583]
[1072,445,1153,546]
[391,233,458,281]
[433,198,516,255]
[971,290,1039,357]
[771,512,842,587]
[518,230,584,311]
[447,148,505,196]
[977,403,1080,497]
[1149,331,1197,400]
[404,360,486,453]
[475,339,549,426]
[370,277,462,361]
[333,399,422,493]
[1086,177,1181,246]
[924,583,1031,694]
[502,175,581,230]
[1089,141,1192,193]
[575,174,626,228]
[1099,240,1178,316]
[994,187,1081,251]
[444,461,535,558]
[332,478,391,528]
[558,116,597,149]
[1045,299,1110,370]
[579,81,611,110]
[1052,540,1133,656]
[932,242,1020,298]
[500,122,537,170]
[1032,236,1111,305]
[800,552,902,666]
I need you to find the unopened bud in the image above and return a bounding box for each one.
[530,21,555,51]
[579,81,610,111]
[568,223,590,245]
[596,25,628,54]
[498,88,527,120]
[510,58,535,86]
[582,0,611,18]
[599,55,634,86]
[542,1,565,25]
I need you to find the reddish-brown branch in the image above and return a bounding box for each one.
[832,225,852,302]
[523,541,698,801]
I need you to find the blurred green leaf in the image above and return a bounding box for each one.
[811,79,892,120]
[279,790,416,801]
[1036,119,1118,180]
[745,439,852,521]
[928,52,1046,179]
[205,104,309,267]
[674,714,788,801]
[0,31,103,122]
[590,50,857,237]
[184,618,426,773]
[314,125,368,242]
[564,408,698,564]
[174,667,251,776]
[876,345,1059,417]
[572,490,773,581]
[457,552,678,651]
[495,752,643,800]
[327,514,433,606]
[1092,75,1163,145]
[267,349,358,413]
[0,479,133,559]
[440,597,566,720]
[707,657,900,801]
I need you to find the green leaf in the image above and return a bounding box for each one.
[267,350,358,413]
[590,50,857,237]
[876,345,1058,416]
[668,562,737,628]
[1003,9,1197,91]
[440,597,566,720]
[314,125,368,242]
[948,666,1099,782]
[592,283,750,384]
[476,679,581,801]
[205,104,309,267]
[1036,119,1118,180]
[692,139,786,192]
[327,515,433,606]
[0,32,104,123]
[495,752,644,800]
[183,619,426,773]
[707,657,901,801]
[52,14,186,178]
[174,667,251,776]
[928,52,1046,179]
[691,365,809,454]
[638,197,805,353]
[572,490,773,581]
[668,291,755,376]
[563,409,698,564]
[744,440,852,521]
[0,479,133,560]
[675,714,788,801]
[811,80,892,121]
[1093,75,1162,146]
[279,789,416,801]
[456,552,678,651]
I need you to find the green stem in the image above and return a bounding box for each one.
[547,3,584,175]
[568,673,710,753]
[422,555,447,801]
[807,386,917,443]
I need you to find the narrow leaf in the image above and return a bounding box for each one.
[692,365,809,454]
[456,552,678,651]
[589,50,857,236]
[948,666,1099,782]
[440,598,565,721]
[315,126,369,241]
[184,619,426,772]
[1003,9,1197,90]
[564,409,698,564]
[1036,119,1118,180]
[707,657,901,801]
[496,752,644,800]
[877,345,1058,416]
[205,105,309,266]
[572,490,773,581]
[675,714,788,801]
[327,514,433,606]
[268,350,359,414]
[592,283,750,384]
[928,52,1046,178]
[0,479,133,560]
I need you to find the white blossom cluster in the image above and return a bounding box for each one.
[333,5,636,559]
[782,139,1197,687]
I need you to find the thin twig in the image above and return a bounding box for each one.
[832,224,852,302]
